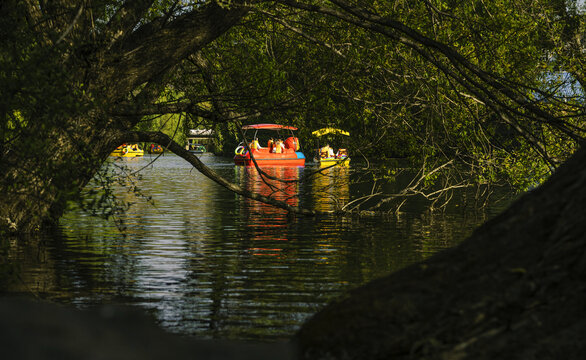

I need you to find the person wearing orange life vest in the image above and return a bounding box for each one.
[268,138,274,153]
[248,138,260,150]
[275,139,284,153]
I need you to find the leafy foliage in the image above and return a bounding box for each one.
[2,0,586,232]
[169,0,585,210]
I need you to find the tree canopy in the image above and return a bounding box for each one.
[1,0,585,233]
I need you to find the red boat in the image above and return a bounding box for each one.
[233,124,306,166]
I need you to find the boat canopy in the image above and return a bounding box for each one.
[242,123,298,131]
[188,129,214,136]
[312,128,350,137]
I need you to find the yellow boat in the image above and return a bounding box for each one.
[316,153,350,167]
[110,144,144,157]
[312,128,350,167]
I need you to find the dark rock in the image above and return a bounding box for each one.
[0,297,295,360]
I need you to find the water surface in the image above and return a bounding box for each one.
[6,154,510,340]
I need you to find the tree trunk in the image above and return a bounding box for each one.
[296,145,586,359]
[0,110,119,233]
[0,2,248,234]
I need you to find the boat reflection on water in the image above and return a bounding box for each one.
[312,166,350,212]
[235,166,301,257]
[234,165,350,256]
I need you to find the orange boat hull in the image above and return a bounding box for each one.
[234,148,305,166]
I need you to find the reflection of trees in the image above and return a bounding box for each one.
[1,156,506,340]
[2,236,60,297]
[5,156,226,303]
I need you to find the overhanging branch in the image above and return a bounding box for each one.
[278,0,584,166]
[113,131,320,216]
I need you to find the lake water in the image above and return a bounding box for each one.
[4,154,511,340]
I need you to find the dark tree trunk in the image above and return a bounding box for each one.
[296,145,586,359]
[0,114,112,233]
[0,2,248,234]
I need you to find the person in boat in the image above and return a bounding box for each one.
[319,145,328,159]
[320,144,334,158]
[275,139,284,153]
[336,148,348,158]
[249,138,261,150]
[268,138,274,152]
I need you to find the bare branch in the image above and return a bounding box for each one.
[113,131,323,216]
[56,2,85,44]
[255,9,346,57]
[104,0,155,47]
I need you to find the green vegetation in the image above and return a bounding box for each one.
[169,0,586,210]
[136,88,188,147]
[1,0,585,232]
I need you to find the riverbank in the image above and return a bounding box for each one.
[0,296,295,360]
[296,146,586,359]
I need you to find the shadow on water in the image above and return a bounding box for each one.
[1,154,513,340]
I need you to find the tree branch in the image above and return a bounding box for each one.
[113,131,321,216]
[98,2,250,102]
[104,0,155,48]
[278,0,584,165]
